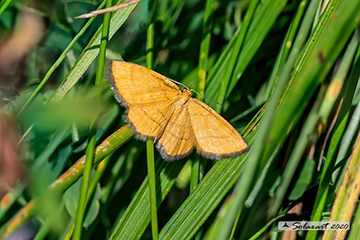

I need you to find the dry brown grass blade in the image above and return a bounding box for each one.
[318,99,343,171]
[75,0,143,19]
[322,131,360,240]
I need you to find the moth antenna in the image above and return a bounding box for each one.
[168,78,188,89]
[168,78,221,106]
[191,90,221,105]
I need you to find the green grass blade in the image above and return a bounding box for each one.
[83,145,141,238]
[227,1,316,226]
[333,101,360,189]
[159,156,249,240]
[212,0,297,233]
[265,0,311,97]
[49,126,133,193]
[95,0,112,88]
[73,2,112,234]
[5,1,360,239]
[146,139,158,240]
[205,0,287,102]
[146,10,159,239]
[73,125,96,240]
[0,184,26,220]
[1,126,133,238]
[322,129,360,240]
[18,0,107,114]
[109,161,186,240]
[218,0,288,101]
[306,30,360,240]
[52,1,138,100]
[214,0,259,112]
[274,29,359,226]
[269,91,322,215]
[191,0,215,195]
[161,0,360,238]
[196,0,214,96]
[0,0,12,18]
[262,0,360,173]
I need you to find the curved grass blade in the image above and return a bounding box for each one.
[109,160,186,240]
[206,0,288,102]
[108,1,360,239]
[160,0,360,238]
[262,0,360,172]
[18,0,107,114]
[159,155,250,240]
[0,0,12,18]
[322,129,360,240]
[272,28,359,219]
[214,0,259,112]
[52,0,138,100]
[306,30,360,240]
[1,126,133,238]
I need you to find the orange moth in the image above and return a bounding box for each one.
[108,61,249,160]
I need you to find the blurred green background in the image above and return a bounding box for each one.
[0,0,360,240]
